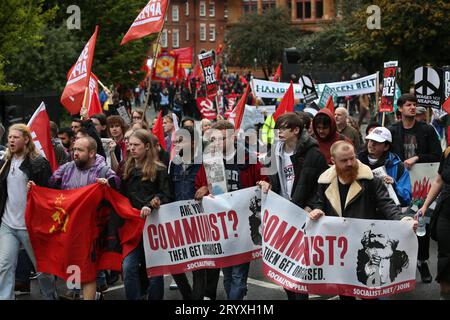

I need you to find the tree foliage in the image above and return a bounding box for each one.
[3,1,157,93]
[0,0,56,90]
[226,8,300,79]
[295,0,450,90]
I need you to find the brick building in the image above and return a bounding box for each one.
[161,0,339,60]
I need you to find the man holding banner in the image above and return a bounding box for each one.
[195,120,267,300]
[309,141,417,299]
[388,93,442,283]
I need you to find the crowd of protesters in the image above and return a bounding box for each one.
[2,80,450,301]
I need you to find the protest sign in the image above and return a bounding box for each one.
[116,105,131,125]
[372,167,400,206]
[143,187,263,276]
[299,75,319,104]
[415,66,443,108]
[443,66,450,101]
[262,191,418,299]
[251,79,303,99]
[318,85,337,109]
[196,97,216,120]
[252,73,378,99]
[198,51,218,98]
[380,61,398,113]
[316,73,378,97]
[408,162,439,206]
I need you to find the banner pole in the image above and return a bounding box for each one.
[375,71,380,125]
[142,0,170,124]
[80,86,89,120]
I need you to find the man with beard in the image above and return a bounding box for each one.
[58,127,75,159]
[48,136,119,300]
[309,140,417,299]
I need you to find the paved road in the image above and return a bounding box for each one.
[19,238,440,300]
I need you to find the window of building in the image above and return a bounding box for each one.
[172,29,179,48]
[316,0,324,18]
[161,29,168,48]
[296,0,312,20]
[200,23,206,41]
[262,0,276,12]
[209,1,215,17]
[186,23,189,41]
[200,1,206,16]
[172,5,179,22]
[242,0,257,14]
[185,1,189,16]
[209,24,216,42]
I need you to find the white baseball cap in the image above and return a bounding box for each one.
[365,126,392,143]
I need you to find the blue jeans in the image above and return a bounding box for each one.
[0,223,57,300]
[15,249,35,285]
[222,262,250,300]
[122,243,164,300]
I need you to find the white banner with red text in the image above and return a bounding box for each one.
[262,191,418,299]
[143,187,263,276]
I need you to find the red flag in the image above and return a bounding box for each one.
[443,96,450,114]
[173,47,193,68]
[274,63,282,82]
[121,0,169,45]
[152,110,167,151]
[177,64,186,81]
[26,184,144,283]
[27,102,58,172]
[61,26,99,115]
[196,97,216,120]
[240,75,248,86]
[272,82,295,122]
[216,44,223,56]
[87,74,102,117]
[229,84,250,131]
[325,95,335,113]
[225,94,239,119]
[215,64,221,81]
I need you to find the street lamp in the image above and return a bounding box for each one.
[254,58,257,71]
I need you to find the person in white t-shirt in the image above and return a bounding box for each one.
[0,124,56,300]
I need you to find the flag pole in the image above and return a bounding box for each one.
[142,0,171,124]
[80,86,89,120]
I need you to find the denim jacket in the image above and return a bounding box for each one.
[170,163,201,201]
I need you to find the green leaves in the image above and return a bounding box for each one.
[226,8,300,78]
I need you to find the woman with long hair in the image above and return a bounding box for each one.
[121,129,172,300]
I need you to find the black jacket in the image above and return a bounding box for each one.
[121,166,172,210]
[0,155,52,221]
[312,161,403,220]
[388,120,441,163]
[268,131,328,209]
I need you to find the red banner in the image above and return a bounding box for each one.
[61,26,99,115]
[26,184,144,283]
[153,52,178,81]
[152,110,167,151]
[27,103,58,172]
[196,97,216,120]
[173,47,193,68]
[120,0,168,45]
[225,94,240,119]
